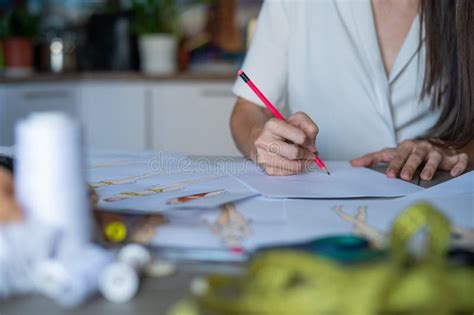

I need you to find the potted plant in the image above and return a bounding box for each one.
[131,0,180,75]
[0,8,39,76]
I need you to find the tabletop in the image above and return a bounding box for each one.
[0,158,454,315]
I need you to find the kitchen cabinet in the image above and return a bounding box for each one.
[0,78,241,156]
[0,83,78,146]
[78,82,148,151]
[151,82,240,156]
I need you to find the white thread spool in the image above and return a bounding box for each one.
[14,112,91,250]
[99,244,151,303]
[33,244,113,308]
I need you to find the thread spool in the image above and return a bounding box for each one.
[0,220,58,298]
[15,112,90,250]
[99,244,151,303]
[33,244,113,308]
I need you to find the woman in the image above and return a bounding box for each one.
[231,0,473,179]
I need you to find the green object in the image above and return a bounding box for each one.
[130,0,215,37]
[0,8,40,39]
[131,0,180,36]
[169,202,474,315]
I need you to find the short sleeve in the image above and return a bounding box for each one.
[232,0,289,112]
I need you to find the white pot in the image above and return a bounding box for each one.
[138,34,178,75]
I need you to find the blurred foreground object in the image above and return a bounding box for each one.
[169,203,474,315]
[15,112,91,250]
[0,168,22,222]
[0,112,104,305]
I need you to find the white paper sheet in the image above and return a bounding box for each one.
[234,161,423,199]
[89,153,259,212]
[149,173,473,252]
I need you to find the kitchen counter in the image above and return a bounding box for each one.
[0,71,236,84]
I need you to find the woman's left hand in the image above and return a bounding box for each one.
[350,139,469,181]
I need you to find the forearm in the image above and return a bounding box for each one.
[230,97,273,160]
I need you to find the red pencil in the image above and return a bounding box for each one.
[238,69,330,175]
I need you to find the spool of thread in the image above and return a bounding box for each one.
[14,112,91,251]
[99,244,151,303]
[33,244,113,308]
[0,220,58,298]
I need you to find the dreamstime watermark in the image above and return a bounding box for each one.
[145,152,265,175]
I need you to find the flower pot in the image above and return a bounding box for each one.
[138,34,177,75]
[2,37,34,77]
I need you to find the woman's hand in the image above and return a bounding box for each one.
[351,140,469,181]
[0,168,22,222]
[252,112,318,176]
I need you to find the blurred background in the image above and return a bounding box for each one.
[0,0,263,155]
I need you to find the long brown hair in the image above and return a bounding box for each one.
[420,0,473,148]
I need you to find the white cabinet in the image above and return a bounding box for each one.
[0,79,242,156]
[151,82,241,156]
[0,83,78,146]
[78,82,148,151]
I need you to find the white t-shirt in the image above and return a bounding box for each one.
[233,0,441,160]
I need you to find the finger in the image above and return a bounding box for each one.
[264,118,311,148]
[400,145,430,180]
[257,151,308,173]
[450,153,468,177]
[264,166,298,176]
[257,140,315,161]
[386,141,415,178]
[420,150,442,180]
[350,148,396,167]
[287,112,319,151]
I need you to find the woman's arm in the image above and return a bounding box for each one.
[230,97,319,176]
[230,97,273,161]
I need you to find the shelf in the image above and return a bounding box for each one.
[0,71,237,84]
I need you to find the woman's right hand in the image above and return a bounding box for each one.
[252,112,319,176]
[0,168,22,222]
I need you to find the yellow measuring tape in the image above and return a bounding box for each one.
[169,202,474,315]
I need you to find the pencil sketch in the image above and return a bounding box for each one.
[206,203,252,248]
[333,205,386,248]
[91,172,163,188]
[103,176,221,202]
[334,205,474,250]
[167,189,226,205]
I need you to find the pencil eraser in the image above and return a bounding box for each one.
[237,69,244,76]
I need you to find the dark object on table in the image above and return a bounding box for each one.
[0,156,14,172]
[81,12,139,71]
[258,234,387,265]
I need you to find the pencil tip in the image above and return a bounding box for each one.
[327,171,331,175]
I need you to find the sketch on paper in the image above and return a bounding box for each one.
[206,203,252,248]
[91,172,162,188]
[167,189,227,205]
[89,159,147,169]
[103,176,221,202]
[333,205,386,248]
[334,205,474,250]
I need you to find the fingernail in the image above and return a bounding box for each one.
[421,171,432,180]
[387,169,395,177]
[452,168,462,176]
[402,170,411,179]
